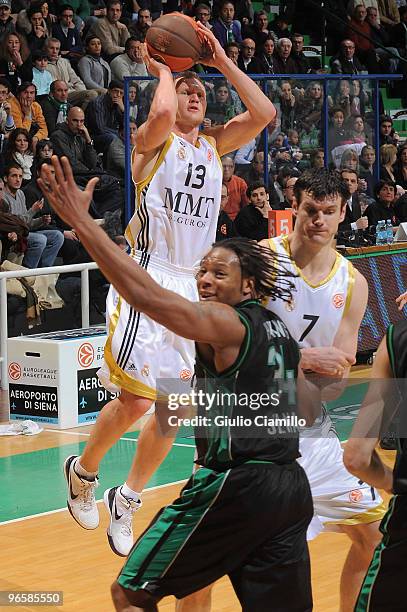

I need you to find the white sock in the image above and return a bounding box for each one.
[121,482,142,501]
[75,459,98,480]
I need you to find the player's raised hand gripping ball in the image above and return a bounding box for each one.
[145,12,211,72]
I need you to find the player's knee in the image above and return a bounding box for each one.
[111,581,157,610]
[177,585,213,609]
[118,390,153,420]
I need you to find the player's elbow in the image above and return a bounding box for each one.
[343,443,371,476]
[256,101,276,129]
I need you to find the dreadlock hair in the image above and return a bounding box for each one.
[293,168,349,207]
[211,237,296,303]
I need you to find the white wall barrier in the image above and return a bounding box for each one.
[0,262,99,390]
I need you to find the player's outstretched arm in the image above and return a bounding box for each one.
[396,290,407,310]
[197,23,275,156]
[39,156,246,351]
[343,336,394,493]
[135,45,177,155]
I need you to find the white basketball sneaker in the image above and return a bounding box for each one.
[104,486,142,557]
[63,455,99,529]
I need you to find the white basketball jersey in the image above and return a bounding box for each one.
[266,235,355,349]
[126,132,222,268]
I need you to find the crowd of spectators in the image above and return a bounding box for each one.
[0,0,406,279]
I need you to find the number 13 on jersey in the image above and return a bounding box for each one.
[268,210,293,238]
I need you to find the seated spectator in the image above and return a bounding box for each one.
[212,0,242,47]
[233,0,253,26]
[89,0,130,61]
[78,34,111,91]
[340,147,360,171]
[347,0,380,21]
[347,114,373,144]
[23,158,87,264]
[392,6,407,54]
[233,137,256,178]
[270,12,291,40]
[359,144,376,195]
[224,41,240,65]
[273,38,297,73]
[242,10,276,49]
[195,4,212,30]
[52,3,84,65]
[221,155,248,220]
[105,116,136,179]
[237,37,262,73]
[287,129,303,163]
[31,48,53,96]
[128,8,151,42]
[110,36,148,84]
[50,105,98,176]
[270,132,293,168]
[0,77,15,142]
[10,82,48,151]
[17,0,54,36]
[378,0,400,27]
[0,176,29,264]
[394,186,407,223]
[395,143,407,190]
[244,149,273,190]
[380,143,397,182]
[32,137,53,174]
[0,0,16,43]
[2,161,64,267]
[234,181,270,241]
[127,81,139,122]
[290,32,315,73]
[347,4,385,72]
[39,79,71,134]
[85,78,124,153]
[270,165,300,209]
[54,0,91,28]
[379,114,400,146]
[310,148,325,169]
[366,178,399,227]
[45,36,98,108]
[25,3,49,51]
[258,36,276,73]
[330,39,367,74]
[51,106,124,213]
[0,31,32,95]
[350,79,369,116]
[328,107,347,151]
[297,81,323,134]
[206,80,241,126]
[328,79,354,119]
[216,182,236,241]
[338,168,369,234]
[282,175,298,208]
[6,128,34,183]
[366,5,401,72]
[279,81,303,134]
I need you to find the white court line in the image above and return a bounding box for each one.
[0,479,188,526]
[43,428,195,449]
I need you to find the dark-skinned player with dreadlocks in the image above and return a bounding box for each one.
[39,155,317,612]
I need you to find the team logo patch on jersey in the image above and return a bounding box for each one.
[180,368,192,381]
[349,489,363,503]
[141,364,150,377]
[207,149,213,162]
[332,293,345,309]
[177,145,187,160]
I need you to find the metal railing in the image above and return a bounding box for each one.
[0,261,99,390]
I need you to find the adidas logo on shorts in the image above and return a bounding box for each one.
[128,364,137,371]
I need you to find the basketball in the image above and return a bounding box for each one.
[146,12,210,72]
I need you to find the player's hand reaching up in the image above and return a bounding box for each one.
[300,346,356,377]
[396,291,407,311]
[141,43,172,78]
[195,22,228,69]
[38,156,99,229]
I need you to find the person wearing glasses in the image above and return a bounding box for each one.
[237,37,262,74]
[194,3,212,30]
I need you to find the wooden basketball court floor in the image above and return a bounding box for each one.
[0,378,394,612]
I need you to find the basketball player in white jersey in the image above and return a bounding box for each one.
[263,168,385,611]
[63,26,276,558]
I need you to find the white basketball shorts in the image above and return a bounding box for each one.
[298,434,387,540]
[98,252,197,400]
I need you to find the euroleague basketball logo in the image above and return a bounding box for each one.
[207,149,213,162]
[332,293,345,309]
[8,362,21,380]
[78,342,95,368]
[180,368,192,381]
[349,490,363,503]
[155,32,171,52]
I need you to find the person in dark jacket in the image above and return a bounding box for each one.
[234,181,270,241]
[366,179,399,228]
[39,79,72,134]
[216,182,236,241]
[52,4,84,65]
[84,78,123,153]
